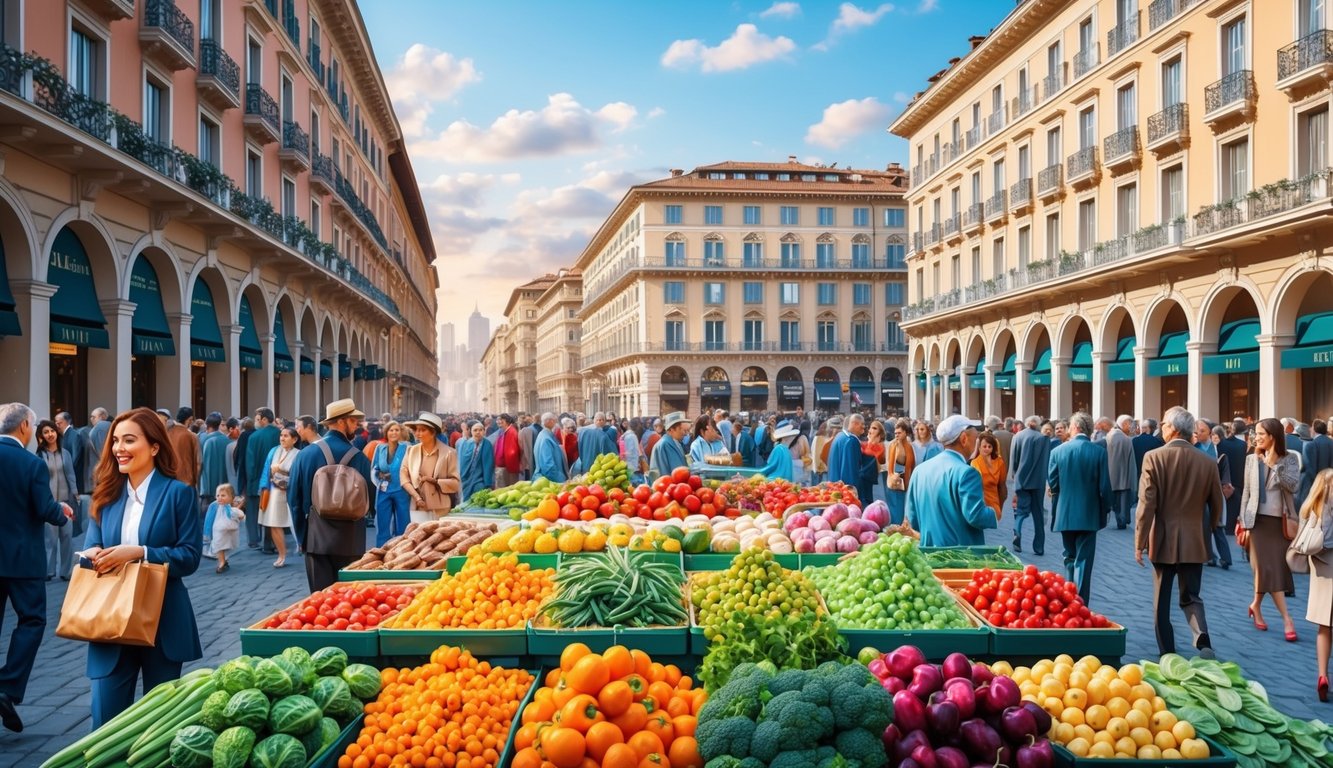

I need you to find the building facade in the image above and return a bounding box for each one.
[534,267,582,414]
[478,274,550,414]
[0,0,439,422]
[892,0,1333,424]
[576,160,910,419]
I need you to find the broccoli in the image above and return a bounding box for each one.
[703,755,765,768]
[762,690,834,743]
[769,749,821,768]
[728,662,774,685]
[830,680,895,732]
[697,716,757,761]
[815,660,845,677]
[817,752,858,768]
[834,728,888,768]
[767,668,809,697]
[698,673,771,721]
[834,662,874,688]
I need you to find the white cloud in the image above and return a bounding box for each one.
[419,172,520,208]
[805,97,893,149]
[647,106,667,119]
[408,94,639,162]
[892,91,911,104]
[831,2,895,32]
[384,44,481,137]
[760,2,801,18]
[661,24,797,73]
[917,0,939,11]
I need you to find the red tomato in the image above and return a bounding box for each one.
[670,467,691,483]
[598,502,617,517]
[670,484,691,502]
[633,485,651,503]
[580,496,600,511]
[609,488,626,502]
[648,492,665,509]
[699,503,717,518]
[687,475,702,489]
[683,495,702,513]
[697,488,713,504]
[561,504,581,520]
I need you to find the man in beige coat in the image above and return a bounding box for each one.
[1135,406,1226,659]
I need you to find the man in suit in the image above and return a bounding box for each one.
[1283,418,1306,462]
[1049,413,1114,604]
[1136,406,1225,659]
[224,418,244,490]
[1218,421,1249,531]
[288,399,375,591]
[87,407,110,467]
[1132,418,1165,482]
[1106,415,1137,529]
[1303,419,1333,501]
[56,411,93,535]
[905,416,996,546]
[0,402,74,732]
[198,413,230,516]
[826,413,867,492]
[1009,415,1051,555]
[533,412,568,483]
[166,407,200,493]
[244,407,281,552]
[517,414,535,481]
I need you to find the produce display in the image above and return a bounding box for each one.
[691,549,846,690]
[996,654,1211,760]
[541,546,688,628]
[784,500,890,554]
[344,519,497,571]
[716,477,860,516]
[519,467,746,522]
[384,552,555,630]
[41,647,379,768]
[579,452,633,491]
[465,476,568,511]
[259,583,422,631]
[1144,653,1333,767]
[708,512,793,554]
[957,565,1113,629]
[511,645,705,768]
[869,646,1055,768]
[695,660,894,768]
[339,645,533,768]
[805,534,972,630]
[922,546,1023,570]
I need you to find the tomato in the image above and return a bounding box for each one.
[687,475,702,489]
[561,504,581,520]
[633,485,652,503]
[314,614,331,627]
[682,495,702,513]
[648,492,665,509]
[609,488,626,502]
[670,484,691,502]
[670,467,691,483]
[699,503,716,518]
[696,488,713,504]
[599,502,617,517]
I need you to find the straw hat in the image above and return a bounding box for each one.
[320,398,365,424]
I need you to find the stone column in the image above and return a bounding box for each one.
[1014,359,1030,419]
[960,369,972,419]
[224,325,242,418]
[94,299,136,414]
[1090,351,1108,419]
[923,371,934,421]
[1186,340,1217,419]
[984,363,1001,418]
[10,280,57,410]
[313,347,327,414]
[169,312,193,413]
[1050,355,1071,419]
[259,332,276,414]
[1135,345,1157,421]
[289,341,305,419]
[908,369,921,418]
[1258,333,1298,420]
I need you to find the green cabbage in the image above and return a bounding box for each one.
[215,659,256,695]
[252,658,295,698]
[310,647,348,677]
[212,725,256,768]
[311,676,354,713]
[248,733,307,768]
[341,663,382,701]
[201,689,231,731]
[322,693,365,726]
[169,724,217,768]
[223,688,270,731]
[280,647,317,690]
[267,694,322,736]
[317,717,341,750]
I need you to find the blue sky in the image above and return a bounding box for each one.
[359,0,1014,343]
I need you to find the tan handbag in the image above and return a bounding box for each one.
[56,560,168,647]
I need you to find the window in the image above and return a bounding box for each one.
[951,254,961,290]
[1222,16,1246,75]
[992,238,1006,278]
[915,269,924,301]
[950,187,961,216]
[743,240,764,267]
[885,243,906,268]
[780,241,801,267]
[1221,138,1249,199]
[780,206,800,225]
[1078,17,1095,55]
[247,36,263,84]
[1018,225,1031,268]
[853,207,870,227]
[1116,83,1136,129]
[780,283,800,304]
[852,319,872,350]
[754,172,769,180]
[704,320,725,351]
[851,241,870,268]
[776,173,790,181]
[664,281,684,303]
[310,199,321,236]
[703,239,724,266]
[200,0,218,40]
[69,26,101,98]
[886,321,905,349]
[744,205,761,225]
[1298,107,1328,178]
[816,241,835,268]
[141,76,166,142]
[1078,199,1096,251]
[780,320,800,350]
[885,282,905,304]
[704,205,723,225]
[1161,57,1182,107]
[1045,214,1061,259]
[1116,184,1137,237]
[818,320,837,351]
[992,160,1006,194]
[970,171,982,204]
[818,207,835,226]
[664,205,682,224]
[743,282,764,304]
[664,240,684,266]
[703,282,725,305]
[817,283,837,305]
[665,320,684,351]
[970,247,981,284]
[743,319,764,350]
[1161,165,1184,222]
[281,176,297,218]
[1047,126,1062,166]
[198,116,220,166]
[310,109,320,154]
[884,208,905,227]
[1301,0,1326,34]
[1047,41,1063,82]
[1078,106,1096,149]
[853,283,871,305]
[708,172,726,179]
[246,148,263,198]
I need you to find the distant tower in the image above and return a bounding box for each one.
[468,304,490,366]
[439,322,456,370]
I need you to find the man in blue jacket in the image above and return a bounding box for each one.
[1132,418,1165,481]
[534,412,569,483]
[905,415,996,546]
[826,413,866,492]
[649,412,689,479]
[0,403,74,732]
[576,412,617,475]
[1009,415,1052,555]
[1048,412,1114,604]
[244,408,281,552]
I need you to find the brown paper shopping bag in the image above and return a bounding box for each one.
[56,560,168,646]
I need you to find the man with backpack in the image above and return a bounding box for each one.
[288,399,377,591]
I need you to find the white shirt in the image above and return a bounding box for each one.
[121,470,156,558]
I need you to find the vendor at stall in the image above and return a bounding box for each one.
[759,420,801,482]
[649,412,690,478]
[905,415,997,547]
[688,415,728,464]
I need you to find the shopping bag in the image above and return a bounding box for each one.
[56,559,167,647]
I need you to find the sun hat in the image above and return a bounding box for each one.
[320,398,366,424]
[664,411,689,430]
[936,414,984,446]
[402,411,444,433]
[771,420,800,441]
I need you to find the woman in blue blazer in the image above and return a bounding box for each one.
[82,407,202,728]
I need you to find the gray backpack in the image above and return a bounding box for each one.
[310,440,369,521]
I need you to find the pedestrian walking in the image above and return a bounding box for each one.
[1048,412,1113,605]
[244,408,281,553]
[258,427,299,567]
[371,421,410,546]
[905,416,996,546]
[969,431,1005,523]
[35,419,78,581]
[1106,415,1137,529]
[207,483,243,573]
[458,420,496,501]
[1300,468,1333,701]
[1009,415,1052,555]
[1239,417,1303,641]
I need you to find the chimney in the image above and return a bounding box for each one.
[669,168,683,177]
[788,155,798,164]
[969,34,986,50]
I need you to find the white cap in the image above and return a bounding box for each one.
[936,415,984,446]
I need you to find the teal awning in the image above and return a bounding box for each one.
[190,280,225,362]
[915,372,926,388]
[320,358,332,379]
[1147,330,1189,377]
[300,355,315,375]
[375,365,387,380]
[238,296,263,369]
[0,237,20,337]
[740,384,768,397]
[273,313,293,372]
[1203,318,1260,374]
[48,226,109,348]
[701,380,731,397]
[128,258,174,356]
[1070,341,1093,382]
[1282,312,1333,369]
[1107,337,1137,382]
[366,364,380,381]
[850,380,877,401]
[968,356,986,389]
[1029,348,1052,386]
[353,361,367,381]
[813,381,842,403]
[994,352,1017,389]
[338,354,352,379]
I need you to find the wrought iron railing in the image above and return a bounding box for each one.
[1103,126,1139,162]
[985,191,1007,221]
[924,222,942,246]
[964,125,981,150]
[942,212,961,239]
[911,232,924,254]
[312,153,334,185]
[282,120,309,157]
[1278,30,1333,81]
[245,82,279,133]
[1147,103,1187,145]
[1042,70,1064,101]
[1204,70,1255,115]
[962,203,983,231]
[1148,0,1198,30]
[1037,164,1062,194]
[987,110,1006,134]
[1012,87,1037,118]
[0,43,24,95]
[1067,146,1098,178]
[143,0,196,57]
[198,39,238,98]
[1073,43,1100,79]
[1107,11,1139,57]
[1010,178,1032,208]
[1194,171,1333,236]
[333,168,390,250]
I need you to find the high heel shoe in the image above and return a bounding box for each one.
[1248,606,1268,631]
[1320,677,1329,702]
[1286,623,1299,642]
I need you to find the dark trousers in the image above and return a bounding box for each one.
[305,553,357,592]
[1014,489,1046,554]
[244,495,264,548]
[1061,530,1098,605]
[90,644,182,728]
[1152,562,1210,655]
[1208,524,1232,566]
[0,578,46,703]
[1111,489,1132,528]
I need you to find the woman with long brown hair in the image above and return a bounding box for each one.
[885,418,916,525]
[1302,468,1333,700]
[81,407,202,727]
[1239,417,1303,642]
[35,418,78,580]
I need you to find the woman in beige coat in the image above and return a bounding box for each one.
[1302,468,1333,700]
[1239,417,1303,641]
[400,412,461,523]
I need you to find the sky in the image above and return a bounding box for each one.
[358,0,1015,348]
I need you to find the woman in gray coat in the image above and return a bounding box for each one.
[35,419,78,580]
[1303,469,1333,700]
[1240,417,1303,641]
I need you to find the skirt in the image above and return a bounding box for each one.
[1308,555,1333,626]
[211,517,240,554]
[886,488,907,525]
[1249,514,1295,594]
[259,488,292,528]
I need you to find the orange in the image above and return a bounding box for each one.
[638,753,671,767]
[643,712,674,745]
[604,645,635,680]
[630,650,653,678]
[511,747,543,768]
[598,681,634,717]
[610,702,649,737]
[539,727,586,768]
[647,681,675,706]
[557,694,604,731]
[670,715,697,739]
[602,743,640,768]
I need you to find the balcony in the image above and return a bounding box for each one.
[985,190,1007,223]
[911,232,924,255]
[197,39,239,110]
[1107,12,1140,58]
[243,83,280,143]
[310,153,335,195]
[962,203,984,236]
[1073,44,1100,80]
[1012,86,1038,119]
[1149,0,1200,30]
[924,222,942,248]
[1066,146,1099,188]
[987,109,1006,135]
[1010,178,1033,214]
[943,213,962,245]
[1277,30,1333,95]
[307,41,325,82]
[1203,70,1256,126]
[964,125,982,151]
[1103,126,1140,172]
[85,0,135,21]
[279,121,310,171]
[1042,68,1065,103]
[1037,164,1063,201]
[139,0,196,71]
[1192,171,1333,239]
[1146,103,1188,154]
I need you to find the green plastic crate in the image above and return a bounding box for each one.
[498,674,542,768]
[836,625,989,659]
[684,552,800,570]
[1052,734,1235,766]
[337,568,445,581]
[377,627,528,657]
[444,553,559,574]
[238,624,380,658]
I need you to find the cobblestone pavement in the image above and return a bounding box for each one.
[3,515,1329,767]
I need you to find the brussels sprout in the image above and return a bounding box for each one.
[310,676,354,713]
[212,725,256,768]
[248,733,307,768]
[267,694,322,736]
[310,647,348,678]
[200,689,231,731]
[252,658,295,698]
[340,663,382,701]
[215,659,256,695]
[222,688,270,731]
